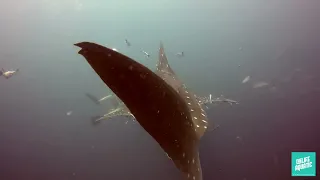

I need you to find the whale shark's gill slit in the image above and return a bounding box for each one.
[74,42,203,180]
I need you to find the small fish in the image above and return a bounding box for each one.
[75,42,203,180]
[125,39,131,46]
[253,81,269,88]
[91,105,135,125]
[242,76,250,83]
[213,95,239,105]
[66,111,73,116]
[85,93,100,105]
[207,124,220,132]
[176,51,184,57]
[98,94,113,102]
[90,115,105,125]
[0,68,19,79]
[141,50,150,58]
[85,93,112,105]
[196,94,238,106]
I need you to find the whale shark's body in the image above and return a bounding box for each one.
[88,43,218,127]
[155,43,210,139]
[87,43,238,138]
[75,42,203,180]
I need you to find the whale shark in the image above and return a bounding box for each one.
[75,42,203,180]
[87,42,185,124]
[88,92,237,125]
[87,43,238,133]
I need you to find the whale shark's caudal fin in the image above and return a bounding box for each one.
[75,42,203,180]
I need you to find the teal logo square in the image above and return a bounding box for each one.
[291,152,316,176]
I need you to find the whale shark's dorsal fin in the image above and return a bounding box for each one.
[155,42,183,91]
[75,42,203,180]
[157,42,176,75]
[156,42,209,139]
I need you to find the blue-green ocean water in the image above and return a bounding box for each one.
[1,1,319,180]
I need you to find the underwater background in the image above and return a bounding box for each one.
[0,0,319,179]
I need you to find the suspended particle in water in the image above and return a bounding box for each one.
[242,76,250,83]
[66,111,73,116]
